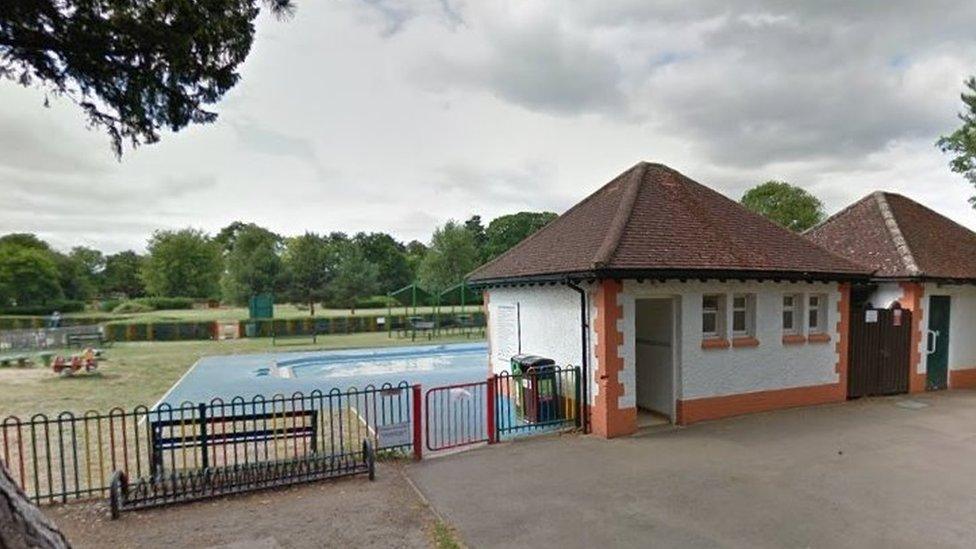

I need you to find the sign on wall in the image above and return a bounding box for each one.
[494,304,519,363]
[377,421,411,448]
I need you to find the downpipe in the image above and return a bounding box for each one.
[566,279,590,434]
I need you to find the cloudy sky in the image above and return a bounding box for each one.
[2,0,976,253]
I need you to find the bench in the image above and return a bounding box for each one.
[0,355,32,368]
[110,439,375,518]
[66,331,105,348]
[407,317,436,341]
[149,407,319,476]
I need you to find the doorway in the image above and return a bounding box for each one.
[927,296,951,391]
[635,298,675,424]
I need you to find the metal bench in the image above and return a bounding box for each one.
[149,406,319,476]
[66,331,104,348]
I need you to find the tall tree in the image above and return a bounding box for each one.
[464,215,487,257]
[404,240,428,278]
[102,250,146,298]
[141,229,222,299]
[329,241,378,314]
[0,244,63,307]
[418,220,480,293]
[937,76,976,206]
[222,224,283,305]
[740,181,825,232]
[482,211,557,261]
[69,246,105,297]
[0,0,294,155]
[282,233,331,316]
[354,232,411,294]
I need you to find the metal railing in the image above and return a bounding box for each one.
[1,383,414,504]
[425,366,581,452]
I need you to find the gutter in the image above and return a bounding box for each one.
[565,279,590,434]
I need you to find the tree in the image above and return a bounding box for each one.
[740,181,825,232]
[354,232,411,294]
[937,76,976,206]
[482,211,557,261]
[0,233,51,251]
[418,220,480,293]
[102,251,146,298]
[282,232,331,316]
[464,215,487,256]
[69,246,104,297]
[222,224,283,305]
[0,463,69,549]
[141,229,222,299]
[404,240,428,278]
[0,245,63,307]
[0,0,294,156]
[329,241,378,314]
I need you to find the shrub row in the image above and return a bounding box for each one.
[0,315,116,331]
[0,300,87,316]
[243,311,486,338]
[104,321,217,342]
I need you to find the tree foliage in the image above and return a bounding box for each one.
[740,181,825,232]
[281,232,331,315]
[141,229,222,299]
[329,241,378,313]
[354,232,411,293]
[418,220,480,293]
[0,244,63,307]
[221,224,283,304]
[102,250,146,298]
[482,211,557,261]
[0,0,294,155]
[937,76,976,206]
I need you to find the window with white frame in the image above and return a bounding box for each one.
[782,294,801,334]
[732,294,756,337]
[808,294,827,333]
[702,294,726,339]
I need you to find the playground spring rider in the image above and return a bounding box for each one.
[52,348,99,376]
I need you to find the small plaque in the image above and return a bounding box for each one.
[377,421,411,448]
[865,310,879,323]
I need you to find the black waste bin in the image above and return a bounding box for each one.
[510,355,557,423]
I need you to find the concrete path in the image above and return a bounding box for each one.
[407,391,976,548]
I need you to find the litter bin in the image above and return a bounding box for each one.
[510,355,556,423]
[244,321,258,338]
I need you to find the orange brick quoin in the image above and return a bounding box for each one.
[898,282,926,393]
[591,279,636,438]
[950,368,976,389]
[676,283,851,425]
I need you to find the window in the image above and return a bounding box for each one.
[732,294,755,337]
[702,294,725,339]
[808,294,827,333]
[782,294,800,334]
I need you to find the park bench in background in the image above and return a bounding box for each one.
[66,327,105,348]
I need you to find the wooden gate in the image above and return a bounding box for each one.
[848,306,912,398]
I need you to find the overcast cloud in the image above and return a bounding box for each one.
[2,1,976,252]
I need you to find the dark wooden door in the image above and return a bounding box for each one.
[926,296,951,391]
[848,307,912,398]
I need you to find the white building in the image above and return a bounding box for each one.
[469,162,868,438]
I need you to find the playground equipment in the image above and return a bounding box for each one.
[386,282,484,339]
[52,348,99,376]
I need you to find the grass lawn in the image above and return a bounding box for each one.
[57,304,481,323]
[0,332,484,419]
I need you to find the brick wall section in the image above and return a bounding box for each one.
[950,368,976,389]
[591,279,637,437]
[834,282,851,398]
[897,282,926,393]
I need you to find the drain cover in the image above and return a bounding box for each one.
[895,399,929,410]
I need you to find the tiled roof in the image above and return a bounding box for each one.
[806,191,976,280]
[468,162,869,283]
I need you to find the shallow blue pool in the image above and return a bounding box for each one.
[158,343,489,406]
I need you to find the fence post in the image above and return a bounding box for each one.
[486,375,497,444]
[197,403,209,470]
[574,366,582,429]
[412,385,423,460]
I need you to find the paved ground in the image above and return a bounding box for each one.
[407,391,976,548]
[45,463,439,548]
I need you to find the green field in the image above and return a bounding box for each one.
[52,304,481,323]
[0,332,484,418]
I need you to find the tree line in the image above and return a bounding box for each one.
[0,212,556,314]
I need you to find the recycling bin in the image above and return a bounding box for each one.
[510,355,556,423]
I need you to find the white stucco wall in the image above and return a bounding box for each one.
[867,282,904,309]
[619,280,843,404]
[485,285,588,379]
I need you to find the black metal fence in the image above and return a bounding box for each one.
[1,383,414,504]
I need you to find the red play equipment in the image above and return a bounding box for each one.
[52,348,99,376]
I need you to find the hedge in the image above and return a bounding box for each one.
[0,300,86,315]
[104,321,217,342]
[132,297,195,310]
[0,315,118,331]
[241,311,486,338]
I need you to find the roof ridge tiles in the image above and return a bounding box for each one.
[874,191,922,276]
[592,162,645,268]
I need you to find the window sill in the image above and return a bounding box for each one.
[731,336,760,348]
[782,334,807,345]
[807,333,831,344]
[701,338,730,350]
